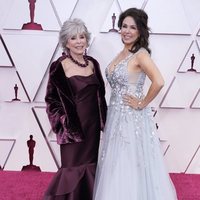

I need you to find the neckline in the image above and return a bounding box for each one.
[107,53,133,76]
[66,73,94,79]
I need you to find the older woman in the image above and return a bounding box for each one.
[43,18,107,200]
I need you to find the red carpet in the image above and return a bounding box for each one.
[0,171,200,200]
[0,170,54,200]
[170,173,200,200]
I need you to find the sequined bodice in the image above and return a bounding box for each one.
[105,53,146,111]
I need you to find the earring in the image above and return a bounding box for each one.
[84,48,87,56]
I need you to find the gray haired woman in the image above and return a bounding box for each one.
[43,18,107,200]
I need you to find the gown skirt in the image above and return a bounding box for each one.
[43,74,101,200]
[93,106,177,200]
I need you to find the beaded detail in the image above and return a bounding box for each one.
[101,50,157,147]
[67,51,89,68]
[106,53,146,114]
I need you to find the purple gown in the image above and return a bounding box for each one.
[43,74,101,200]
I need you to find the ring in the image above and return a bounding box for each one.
[137,101,142,110]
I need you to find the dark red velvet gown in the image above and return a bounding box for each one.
[43,74,101,200]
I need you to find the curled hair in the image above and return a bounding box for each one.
[118,8,151,54]
[59,18,91,52]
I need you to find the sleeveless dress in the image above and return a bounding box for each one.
[93,49,177,200]
[44,74,101,200]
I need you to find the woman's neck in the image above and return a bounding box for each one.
[121,47,131,56]
[124,43,135,51]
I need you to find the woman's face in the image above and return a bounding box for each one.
[120,16,140,48]
[66,33,87,56]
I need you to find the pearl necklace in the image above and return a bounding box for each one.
[67,52,89,68]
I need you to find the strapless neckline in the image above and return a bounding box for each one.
[66,73,94,79]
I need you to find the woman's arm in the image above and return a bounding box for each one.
[45,61,84,144]
[45,69,65,134]
[124,50,164,109]
[137,50,164,108]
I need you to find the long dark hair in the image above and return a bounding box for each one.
[118,8,151,54]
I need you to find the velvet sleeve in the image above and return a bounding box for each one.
[45,63,65,135]
[45,61,84,144]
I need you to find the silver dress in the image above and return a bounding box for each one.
[93,49,177,200]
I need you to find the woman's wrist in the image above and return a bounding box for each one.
[137,100,143,110]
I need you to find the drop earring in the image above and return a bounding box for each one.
[85,48,87,56]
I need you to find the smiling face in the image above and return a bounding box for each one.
[120,16,140,49]
[66,33,87,56]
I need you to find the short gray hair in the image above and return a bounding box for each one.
[59,18,91,52]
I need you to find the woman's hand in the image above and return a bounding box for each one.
[123,94,143,110]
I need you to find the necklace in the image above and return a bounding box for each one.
[67,52,89,68]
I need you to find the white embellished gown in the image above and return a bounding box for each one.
[93,50,177,200]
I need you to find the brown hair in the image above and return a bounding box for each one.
[118,8,151,54]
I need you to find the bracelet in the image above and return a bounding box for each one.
[137,101,142,110]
